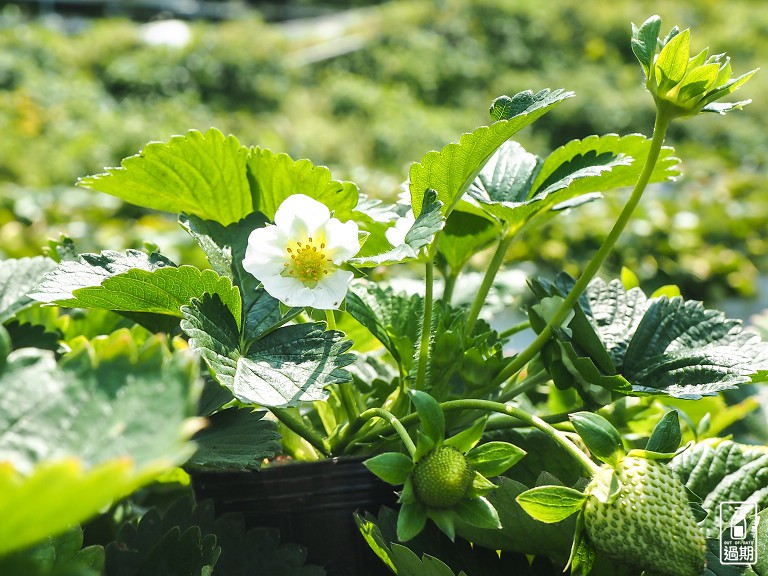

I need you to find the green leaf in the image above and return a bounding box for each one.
[516,485,587,523]
[78,129,253,225]
[468,135,679,236]
[568,511,596,576]
[669,439,768,538]
[455,497,501,530]
[570,412,624,465]
[531,134,680,198]
[0,459,145,560]
[356,507,528,576]
[185,408,282,471]
[105,498,220,576]
[247,146,358,220]
[466,442,526,478]
[467,141,541,204]
[0,526,103,576]
[350,189,445,267]
[531,276,768,399]
[444,418,487,453]
[677,63,721,104]
[35,265,242,330]
[437,209,499,273]
[29,250,175,306]
[0,257,57,323]
[655,28,691,91]
[181,293,354,407]
[0,333,202,555]
[388,545,460,576]
[410,390,445,444]
[210,517,326,576]
[364,452,414,485]
[646,410,682,454]
[4,320,61,353]
[179,213,301,339]
[623,296,764,398]
[631,15,662,76]
[701,69,758,108]
[409,89,574,218]
[344,282,422,370]
[1,332,201,474]
[397,500,428,542]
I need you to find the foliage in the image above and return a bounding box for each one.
[1,0,766,301]
[1,6,767,576]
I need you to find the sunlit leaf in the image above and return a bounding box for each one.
[409,89,574,218]
[180,293,354,407]
[0,257,58,323]
[78,129,253,225]
[670,439,768,538]
[186,408,282,471]
[247,147,358,220]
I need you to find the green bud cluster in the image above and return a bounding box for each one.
[632,15,756,118]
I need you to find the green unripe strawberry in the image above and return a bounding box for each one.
[412,445,473,508]
[584,456,706,576]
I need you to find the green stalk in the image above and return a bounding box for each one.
[464,232,515,339]
[414,251,435,390]
[271,407,331,457]
[492,111,673,386]
[442,268,458,304]
[325,309,337,330]
[442,399,600,476]
[335,407,417,456]
[496,367,551,403]
[498,320,531,340]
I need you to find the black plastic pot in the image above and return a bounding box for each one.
[191,457,398,576]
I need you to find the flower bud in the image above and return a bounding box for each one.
[632,15,757,118]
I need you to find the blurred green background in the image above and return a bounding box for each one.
[1,0,766,314]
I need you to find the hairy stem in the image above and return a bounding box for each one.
[464,232,515,339]
[335,407,417,456]
[441,399,600,476]
[415,254,435,390]
[492,111,672,386]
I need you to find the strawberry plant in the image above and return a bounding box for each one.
[0,11,765,576]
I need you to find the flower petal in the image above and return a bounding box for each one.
[260,275,315,307]
[313,270,354,309]
[243,227,288,280]
[324,219,361,263]
[274,194,331,239]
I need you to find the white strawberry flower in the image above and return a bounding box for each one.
[243,194,360,310]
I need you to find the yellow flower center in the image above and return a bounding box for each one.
[283,237,335,287]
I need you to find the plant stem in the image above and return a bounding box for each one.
[464,232,515,339]
[335,407,417,456]
[496,368,550,403]
[442,269,458,304]
[415,252,435,390]
[271,407,331,457]
[492,111,673,387]
[442,399,600,476]
[498,320,531,340]
[325,309,336,330]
